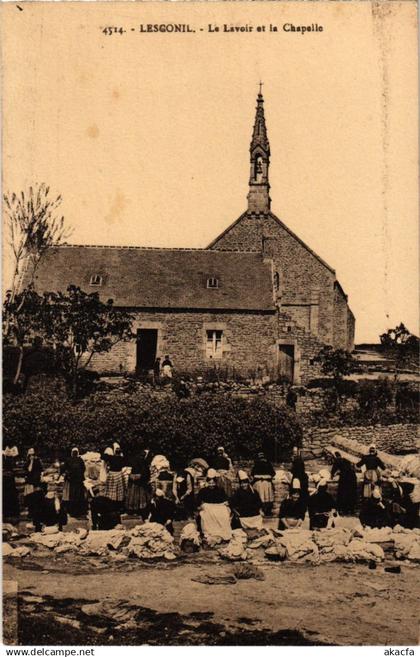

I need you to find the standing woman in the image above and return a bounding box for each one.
[126,449,152,519]
[102,443,127,511]
[174,461,204,520]
[290,458,309,502]
[61,448,87,517]
[251,452,276,516]
[357,445,386,499]
[161,355,173,382]
[212,446,234,498]
[3,446,20,520]
[24,448,44,521]
[331,452,358,515]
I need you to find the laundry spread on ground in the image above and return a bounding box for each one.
[4,523,177,561]
[4,522,420,566]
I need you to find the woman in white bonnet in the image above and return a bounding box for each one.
[196,468,232,544]
[230,470,263,530]
[308,478,336,530]
[359,486,391,528]
[356,444,386,499]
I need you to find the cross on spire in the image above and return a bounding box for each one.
[251,88,269,153]
[247,88,271,213]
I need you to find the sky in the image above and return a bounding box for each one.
[2,1,418,343]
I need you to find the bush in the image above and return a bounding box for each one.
[309,377,418,427]
[357,378,394,420]
[395,384,419,423]
[3,385,302,467]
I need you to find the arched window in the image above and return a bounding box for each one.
[255,156,263,182]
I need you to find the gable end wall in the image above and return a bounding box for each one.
[210,213,336,344]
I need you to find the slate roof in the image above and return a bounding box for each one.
[28,246,275,312]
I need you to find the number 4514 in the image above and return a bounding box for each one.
[102,27,125,35]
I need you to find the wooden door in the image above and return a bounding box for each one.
[278,344,295,383]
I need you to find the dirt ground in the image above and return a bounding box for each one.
[3,552,420,646]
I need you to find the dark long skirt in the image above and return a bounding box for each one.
[62,480,88,517]
[3,473,20,518]
[125,477,151,517]
[91,496,121,530]
[310,513,329,530]
[175,493,195,520]
[337,471,358,514]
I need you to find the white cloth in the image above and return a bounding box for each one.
[151,455,171,472]
[179,522,201,546]
[239,515,263,530]
[99,461,108,484]
[162,364,172,378]
[200,503,232,542]
[277,531,319,563]
[238,470,249,481]
[254,479,274,503]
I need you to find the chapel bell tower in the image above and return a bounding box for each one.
[247,85,271,214]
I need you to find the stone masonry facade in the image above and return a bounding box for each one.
[24,92,355,384]
[211,212,336,345]
[89,308,329,384]
[89,310,279,378]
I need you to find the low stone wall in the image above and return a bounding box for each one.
[303,423,419,455]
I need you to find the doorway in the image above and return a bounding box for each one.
[278,344,295,383]
[136,329,158,372]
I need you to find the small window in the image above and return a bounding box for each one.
[287,325,292,333]
[206,330,223,359]
[207,277,219,289]
[89,274,103,287]
[274,271,280,292]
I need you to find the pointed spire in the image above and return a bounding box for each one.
[247,87,271,213]
[250,88,270,155]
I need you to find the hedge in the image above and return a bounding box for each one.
[3,381,302,468]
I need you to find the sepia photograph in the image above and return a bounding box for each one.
[1,0,419,649]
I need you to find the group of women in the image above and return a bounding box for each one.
[2,443,277,538]
[282,445,419,530]
[3,441,419,537]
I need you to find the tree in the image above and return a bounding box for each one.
[314,346,355,412]
[380,323,419,380]
[3,184,72,385]
[315,346,355,384]
[4,184,71,299]
[40,286,134,396]
[3,287,45,387]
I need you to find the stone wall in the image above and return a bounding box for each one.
[85,306,325,385]
[88,310,278,377]
[347,308,356,352]
[332,283,349,350]
[303,424,419,455]
[211,212,336,345]
[276,313,324,384]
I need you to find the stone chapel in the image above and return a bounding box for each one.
[29,92,355,384]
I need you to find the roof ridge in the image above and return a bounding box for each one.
[268,212,335,275]
[57,244,205,251]
[54,243,264,255]
[207,210,335,274]
[206,211,249,249]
